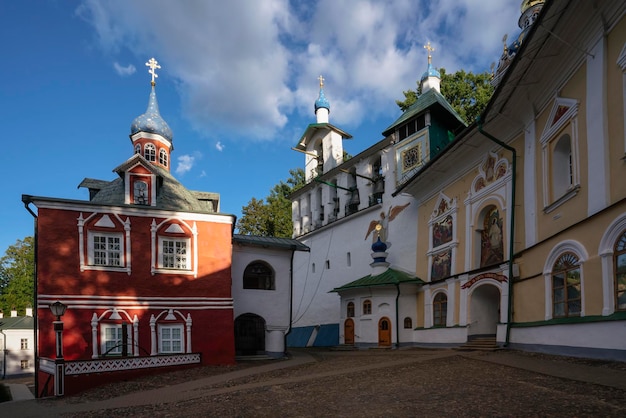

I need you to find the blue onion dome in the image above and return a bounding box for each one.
[315,87,330,112]
[130,86,173,143]
[372,236,388,253]
[421,62,441,81]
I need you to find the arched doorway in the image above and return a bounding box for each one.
[344,318,355,345]
[469,284,500,337]
[378,317,392,347]
[234,313,265,356]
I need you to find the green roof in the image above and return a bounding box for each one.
[0,316,34,330]
[233,234,310,252]
[382,89,466,137]
[331,268,424,292]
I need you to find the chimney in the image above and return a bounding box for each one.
[26,307,33,317]
[11,309,18,317]
[0,311,3,319]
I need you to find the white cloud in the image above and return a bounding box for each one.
[175,154,195,176]
[77,0,521,140]
[113,62,136,76]
[215,141,224,152]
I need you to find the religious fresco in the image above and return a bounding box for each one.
[480,206,504,267]
[433,215,453,247]
[431,249,452,280]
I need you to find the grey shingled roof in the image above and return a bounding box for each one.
[81,154,220,213]
[0,316,34,330]
[233,234,309,251]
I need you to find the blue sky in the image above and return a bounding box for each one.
[0,0,521,254]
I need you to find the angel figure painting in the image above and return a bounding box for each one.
[365,202,411,245]
[480,207,504,267]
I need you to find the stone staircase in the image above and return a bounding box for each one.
[456,336,499,352]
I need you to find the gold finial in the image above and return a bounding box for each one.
[146,58,161,86]
[318,74,325,88]
[424,42,435,64]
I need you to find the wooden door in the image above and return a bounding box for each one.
[378,317,391,346]
[344,318,355,345]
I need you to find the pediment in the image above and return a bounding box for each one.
[540,96,579,144]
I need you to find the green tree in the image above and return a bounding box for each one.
[396,68,494,125]
[0,237,34,315]
[237,168,305,238]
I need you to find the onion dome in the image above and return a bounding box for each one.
[421,62,441,82]
[314,74,330,113]
[372,236,388,253]
[130,85,173,143]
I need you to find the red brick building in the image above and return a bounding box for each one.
[23,60,236,396]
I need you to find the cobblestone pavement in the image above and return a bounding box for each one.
[3,348,626,417]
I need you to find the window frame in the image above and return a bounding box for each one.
[158,324,184,354]
[551,252,582,318]
[144,143,156,162]
[159,148,168,167]
[243,261,275,290]
[159,237,190,270]
[88,231,124,268]
[614,230,626,311]
[347,301,355,318]
[101,324,124,356]
[362,299,372,315]
[433,292,447,327]
[20,338,28,350]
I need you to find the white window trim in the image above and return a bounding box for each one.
[598,214,626,316]
[540,96,580,211]
[150,311,193,355]
[151,220,198,277]
[91,310,139,358]
[543,240,588,320]
[144,143,156,161]
[100,324,124,356]
[158,324,185,354]
[78,213,131,275]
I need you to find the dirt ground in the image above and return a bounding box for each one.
[40,348,626,417]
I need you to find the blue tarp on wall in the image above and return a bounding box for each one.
[286,326,314,347]
[312,324,339,347]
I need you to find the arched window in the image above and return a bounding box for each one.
[362,299,372,315]
[144,144,156,162]
[480,205,504,267]
[433,293,447,326]
[614,230,626,311]
[552,134,572,199]
[347,302,355,318]
[159,149,168,167]
[552,252,581,317]
[134,144,141,154]
[243,261,275,290]
[403,317,413,329]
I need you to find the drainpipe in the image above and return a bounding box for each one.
[23,198,39,394]
[477,119,516,347]
[0,329,6,379]
[395,284,400,349]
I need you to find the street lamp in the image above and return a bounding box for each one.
[49,301,67,396]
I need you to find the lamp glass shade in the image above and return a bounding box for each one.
[50,301,67,318]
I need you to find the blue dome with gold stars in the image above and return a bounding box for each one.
[315,87,330,112]
[130,85,173,143]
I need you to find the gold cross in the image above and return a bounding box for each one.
[424,42,435,64]
[145,58,161,86]
[318,74,324,88]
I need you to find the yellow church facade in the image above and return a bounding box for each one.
[398,1,626,358]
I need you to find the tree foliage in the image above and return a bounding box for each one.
[0,237,34,315]
[396,68,494,125]
[236,168,305,238]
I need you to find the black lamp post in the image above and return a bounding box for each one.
[49,301,67,396]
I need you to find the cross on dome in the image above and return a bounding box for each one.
[318,74,325,88]
[146,58,161,86]
[424,42,435,64]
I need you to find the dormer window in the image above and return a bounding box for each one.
[133,181,149,205]
[144,144,156,162]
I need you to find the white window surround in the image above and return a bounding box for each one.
[151,219,198,277]
[598,213,626,316]
[158,324,184,353]
[159,148,168,167]
[543,240,588,320]
[464,152,511,272]
[159,237,190,269]
[149,310,193,355]
[540,96,580,212]
[91,310,139,358]
[431,290,448,327]
[144,143,156,162]
[78,213,131,275]
[427,193,458,281]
